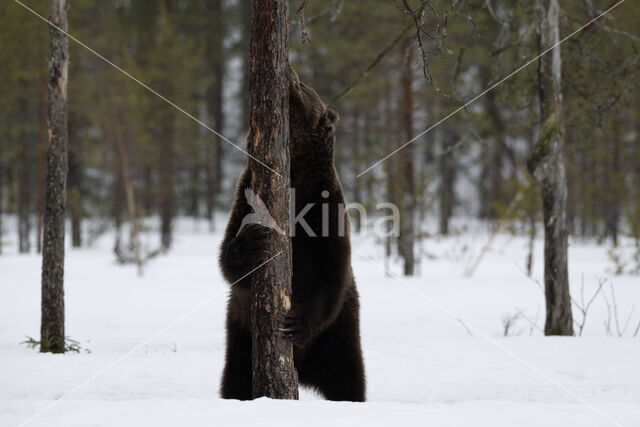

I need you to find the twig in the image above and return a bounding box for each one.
[514,306,543,335]
[572,275,606,336]
[514,262,544,294]
[329,21,414,104]
[602,290,613,336]
[602,281,637,336]
[297,0,312,44]
[502,311,520,336]
[465,190,524,276]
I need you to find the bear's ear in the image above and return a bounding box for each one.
[326,109,339,125]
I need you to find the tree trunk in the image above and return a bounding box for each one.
[18,96,32,254]
[239,0,251,130]
[439,132,456,236]
[68,110,82,247]
[36,34,47,254]
[605,120,621,246]
[479,78,507,220]
[527,0,573,336]
[398,38,415,276]
[383,78,397,275]
[351,110,362,233]
[112,147,125,255]
[159,114,174,250]
[113,110,143,275]
[41,0,69,353]
[248,0,298,399]
[205,0,225,231]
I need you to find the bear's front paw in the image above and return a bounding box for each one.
[227,223,274,272]
[280,306,311,347]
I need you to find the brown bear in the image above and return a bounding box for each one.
[218,69,365,402]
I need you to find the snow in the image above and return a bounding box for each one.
[1,217,639,427]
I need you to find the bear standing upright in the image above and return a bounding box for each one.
[218,68,365,401]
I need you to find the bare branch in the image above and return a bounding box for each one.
[329,22,413,104]
[514,306,543,335]
[602,280,637,336]
[297,0,312,44]
[572,275,606,336]
[466,190,524,277]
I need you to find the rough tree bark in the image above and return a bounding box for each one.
[527,0,573,336]
[41,0,69,353]
[398,38,415,276]
[239,0,251,129]
[248,0,298,399]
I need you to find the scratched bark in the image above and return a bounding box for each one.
[528,0,573,336]
[248,0,298,399]
[40,0,69,353]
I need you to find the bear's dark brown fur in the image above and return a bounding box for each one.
[218,70,365,401]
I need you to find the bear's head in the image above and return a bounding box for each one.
[287,67,339,168]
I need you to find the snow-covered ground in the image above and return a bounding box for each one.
[1,217,639,427]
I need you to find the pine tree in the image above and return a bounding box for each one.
[41,0,69,353]
[248,0,298,400]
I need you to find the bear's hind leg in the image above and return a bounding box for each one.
[220,322,253,400]
[299,308,365,402]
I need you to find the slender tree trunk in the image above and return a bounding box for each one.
[205,0,225,231]
[36,37,47,254]
[479,81,506,220]
[351,110,362,233]
[112,148,125,255]
[528,0,573,336]
[213,65,224,200]
[439,132,456,235]
[141,166,154,216]
[68,110,82,247]
[248,0,298,399]
[159,115,174,250]
[526,117,537,276]
[158,4,175,250]
[113,111,143,275]
[605,120,621,246]
[188,144,201,219]
[18,95,32,254]
[383,78,396,274]
[41,0,69,353]
[398,38,415,276]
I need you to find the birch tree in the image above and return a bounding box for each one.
[527,0,573,336]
